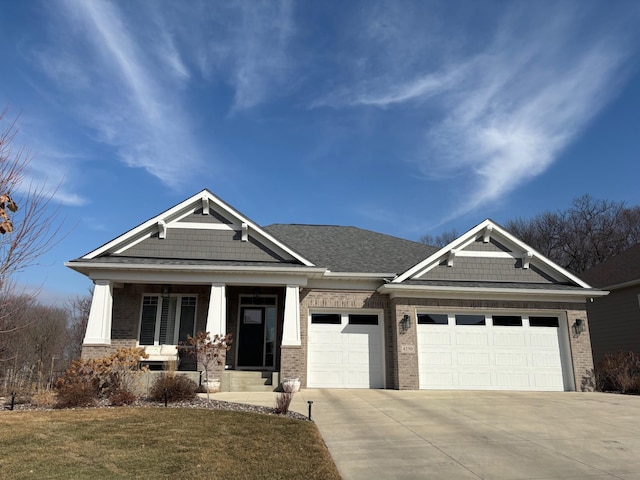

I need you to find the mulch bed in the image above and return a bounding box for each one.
[0,395,309,421]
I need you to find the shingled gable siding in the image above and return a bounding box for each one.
[390,297,594,391]
[419,257,555,283]
[81,284,210,361]
[288,289,392,388]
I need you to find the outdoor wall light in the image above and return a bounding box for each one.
[400,314,411,333]
[573,318,585,335]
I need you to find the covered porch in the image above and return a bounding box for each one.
[82,280,304,391]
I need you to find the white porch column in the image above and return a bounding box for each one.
[205,283,226,335]
[83,280,113,344]
[282,285,301,346]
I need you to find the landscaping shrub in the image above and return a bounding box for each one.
[55,381,97,408]
[275,392,293,414]
[148,373,198,403]
[109,390,137,406]
[596,351,640,394]
[30,389,57,408]
[54,347,148,408]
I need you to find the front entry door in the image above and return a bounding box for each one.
[237,307,265,367]
[236,295,277,368]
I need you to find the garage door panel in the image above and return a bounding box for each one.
[308,312,384,389]
[457,371,492,387]
[421,351,452,365]
[457,352,490,366]
[494,352,528,366]
[455,332,489,346]
[493,333,526,347]
[418,331,451,345]
[495,373,530,388]
[532,353,561,368]
[418,314,567,391]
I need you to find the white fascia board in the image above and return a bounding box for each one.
[378,283,608,302]
[322,271,395,278]
[394,219,593,289]
[80,189,316,267]
[65,260,325,276]
[307,278,384,291]
[65,263,324,286]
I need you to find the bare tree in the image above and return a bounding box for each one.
[66,292,92,362]
[0,109,64,374]
[506,194,640,273]
[419,228,459,247]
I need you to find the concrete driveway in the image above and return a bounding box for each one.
[215,389,640,480]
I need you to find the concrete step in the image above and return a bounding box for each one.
[221,370,279,392]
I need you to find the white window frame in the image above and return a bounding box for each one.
[137,294,198,346]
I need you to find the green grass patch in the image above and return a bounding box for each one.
[0,408,341,479]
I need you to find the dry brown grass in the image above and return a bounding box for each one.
[0,408,341,479]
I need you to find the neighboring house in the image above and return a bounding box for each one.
[66,189,605,392]
[580,244,640,367]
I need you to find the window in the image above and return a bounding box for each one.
[311,313,341,324]
[348,314,378,325]
[417,313,448,325]
[529,316,559,327]
[455,314,485,326]
[139,295,196,345]
[492,315,522,326]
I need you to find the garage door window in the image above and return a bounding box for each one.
[529,316,559,327]
[348,314,378,325]
[417,313,448,325]
[311,313,341,324]
[492,315,522,326]
[455,314,485,325]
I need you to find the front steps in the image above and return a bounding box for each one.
[221,370,279,392]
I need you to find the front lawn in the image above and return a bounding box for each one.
[0,408,341,479]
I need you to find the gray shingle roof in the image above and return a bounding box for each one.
[263,224,438,274]
[580,244,640,288]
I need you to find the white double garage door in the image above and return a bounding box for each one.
[307,309,574,391]
[417,312,574,391]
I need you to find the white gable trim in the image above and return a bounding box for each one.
[394,219,592,288]
[81,189,315,267]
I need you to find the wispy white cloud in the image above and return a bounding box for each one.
[33,0,203,189]
[172,0,295,112]
[313,2,639,220]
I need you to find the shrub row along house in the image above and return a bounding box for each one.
[66,189,606,392]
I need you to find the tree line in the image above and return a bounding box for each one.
[421,195,640,274]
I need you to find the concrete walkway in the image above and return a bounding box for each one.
[214,389,640,480]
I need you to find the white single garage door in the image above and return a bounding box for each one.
[307,311,384,388]
[417,313,572,391]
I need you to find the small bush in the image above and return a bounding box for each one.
[109,390,137,406]
[31,390,57,408]
[148,374,198,403]
[55,382,97,409]
[596,351,640,394]
[275,392,293,414]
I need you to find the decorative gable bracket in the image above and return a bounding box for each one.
[158,220,167,239]
[447,249,457,267]
[241,223,249,242]
[483,225,493,243]
[202,196,210,215]
[522,251,533,269]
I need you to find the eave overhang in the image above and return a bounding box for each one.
[377,283,609,302]
[65,260,327,285]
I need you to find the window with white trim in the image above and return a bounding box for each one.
[139,295,197,345]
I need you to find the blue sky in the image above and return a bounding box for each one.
[1,0,639,304]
